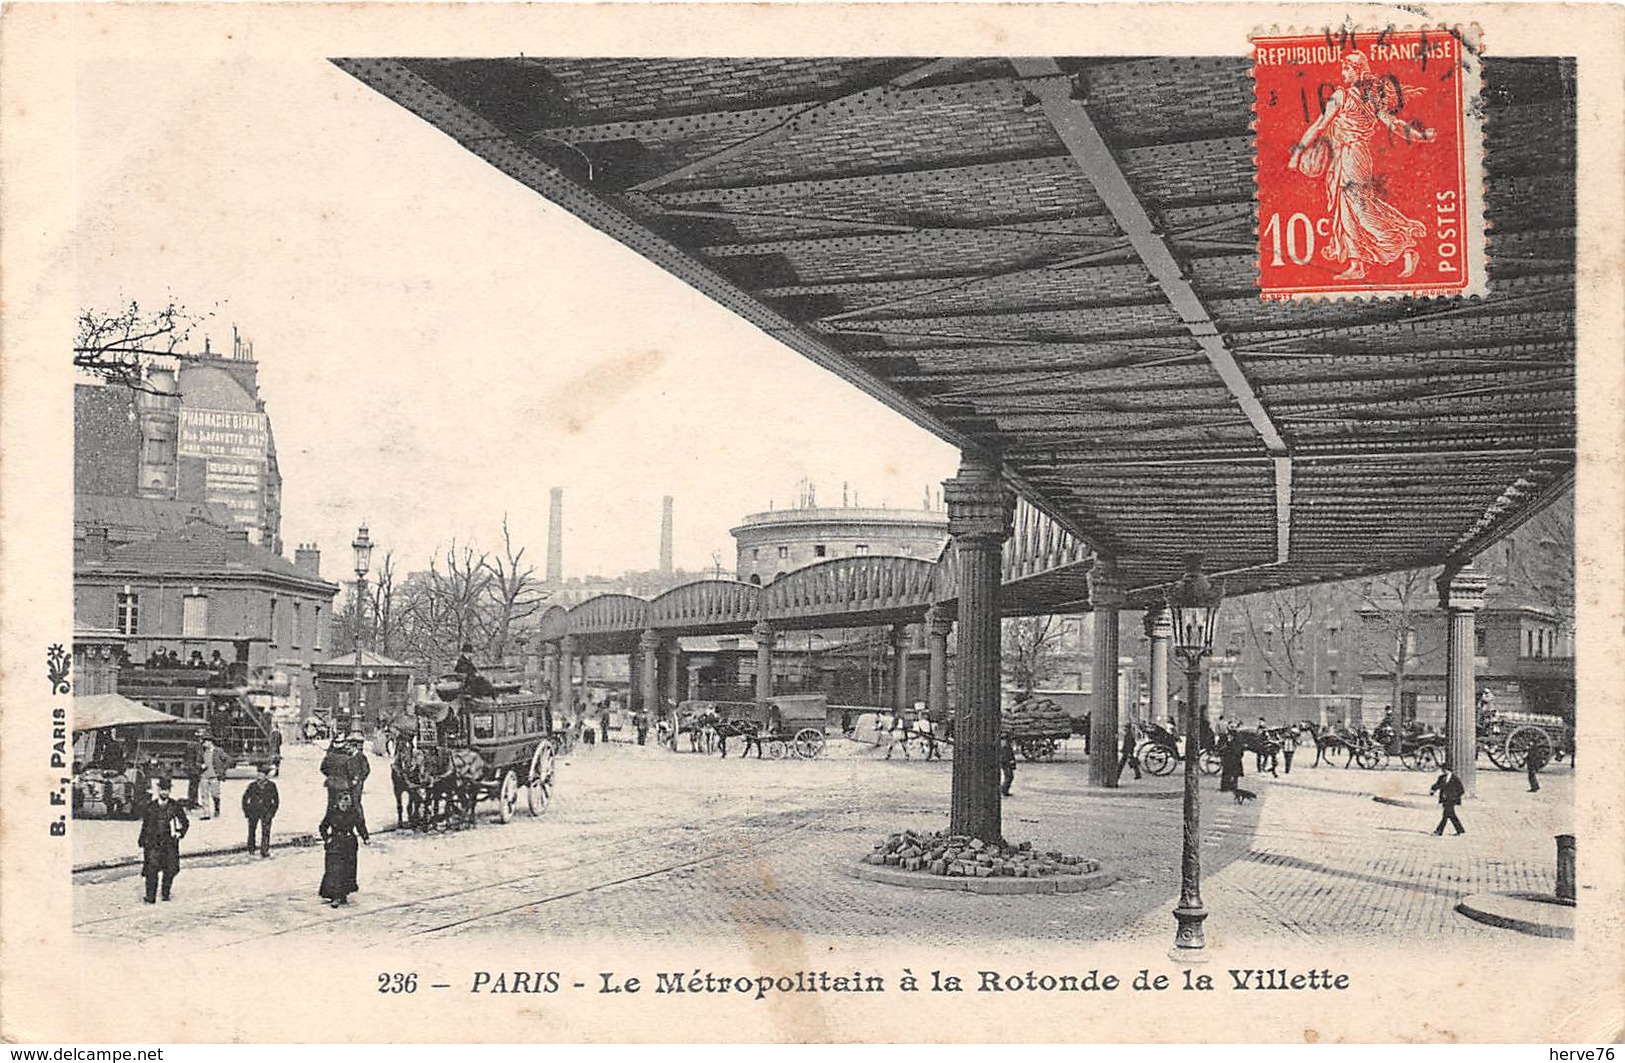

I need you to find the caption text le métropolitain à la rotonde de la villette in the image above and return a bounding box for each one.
[466,968,1352,1001]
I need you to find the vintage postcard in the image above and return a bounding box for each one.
[1,2,1621,1046]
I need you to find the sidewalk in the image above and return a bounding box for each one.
[72,743,404,872]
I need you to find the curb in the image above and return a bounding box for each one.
[1456,892,1575,939]
[73,821,402,875]
[842,860,1119,895]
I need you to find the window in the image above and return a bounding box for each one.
[269,598,279,646]
[313,606,323,650]
[292,603,302,649]
[1263,668,1275,692]
[777,546,789,559]
[472,714,495,740]
[1474,629,1487,656]
[854,543,869,554]
[814,544,827,558]
[1328,668,1340,693]
[182,593,209,638]
[752,548,760,560]
[116,590,139,636]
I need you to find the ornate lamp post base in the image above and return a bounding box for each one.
[1171,904,1209,958]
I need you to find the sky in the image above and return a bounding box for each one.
[73,57,959,581]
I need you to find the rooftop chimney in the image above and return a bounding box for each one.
[659,496,674,575]
[547,487,564,584]
[295,542,322,578]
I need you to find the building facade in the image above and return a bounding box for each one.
[74,522,338,714]
[74,330,284,551]
[731,503,948,586]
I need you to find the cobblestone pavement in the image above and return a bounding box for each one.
[73,737,1575,950]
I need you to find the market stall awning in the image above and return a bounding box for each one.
[337,56,1576,605]
[72,693,179,732]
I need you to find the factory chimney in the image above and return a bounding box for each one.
[547,487,564,584]
[659,496,674,575]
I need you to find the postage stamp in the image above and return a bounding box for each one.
[1252,27,1486,300]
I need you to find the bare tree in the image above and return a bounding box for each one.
[481,515,547,665]
[1002,614,1065,698]
[1357,566,1443,751]
[1238,587,1317,694]
[1501,489,1575,634]
[369,552,400,658]
[75,299,208,393]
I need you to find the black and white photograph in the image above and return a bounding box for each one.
[1,2,1621,1046]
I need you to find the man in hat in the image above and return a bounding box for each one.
[241,763,280,857]
[137,779,189,902]
[1429,763,1467,835]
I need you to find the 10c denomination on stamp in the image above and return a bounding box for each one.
[1252,27,1485,300]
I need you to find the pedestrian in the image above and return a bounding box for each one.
[196,737,224,820]
[635,710,649,746]
[597,707,610,746]
[1199,714,1215,753]
[348,731,372,834]
[1219,733,1246,792]
[318,790,369,908]
[268,726,283,777]
[241,763,279,857]
[999,735,1017,796]
[137,779,189,903]
[1117,723,1142,782]
[1526,744,1548,792]
[916,717,942,760]
[884,711,911,760]
[1280,731,1296,775]
[1429,764,1466,835]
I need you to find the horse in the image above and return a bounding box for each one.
[714,718,764,758]
[426,747,486,828]
[1301,721,1363,768]
[390,744,426,830]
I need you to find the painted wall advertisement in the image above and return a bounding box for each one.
[178,408,267,527]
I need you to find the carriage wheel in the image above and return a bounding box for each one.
[1018,737,1057,762]
[1141,744,1172,777]
[1399,748,1418,771]
[1198,750,1221,776]
[498,770,519,823]
[767,740,787,760]
[1504,726,1552,771]
[1355,747,1382,770]
[526,743,555,816]
[793,728,825,760]
[1415,744,1441,772]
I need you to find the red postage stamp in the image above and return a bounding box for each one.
[1252,27,1485,300]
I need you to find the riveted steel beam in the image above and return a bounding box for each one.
[1011,56,1294,566]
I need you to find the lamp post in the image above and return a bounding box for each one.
[1167,553,1224,957]
[348,524,374,735]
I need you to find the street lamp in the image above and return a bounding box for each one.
[1166,553,1224,957]
[348,524,373,734]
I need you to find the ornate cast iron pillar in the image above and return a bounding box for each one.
[556,635,575,723]
[752,619,776,704]
[664,643,683,711]
[1438,565,1488,797]
[926,605,953,720]
[1167,555,1224,958]
[639,628,660,715]
[943,454,1014,843]
[1089,568,1125,788]
[1145,605,1173,730]
[890,622,912,714]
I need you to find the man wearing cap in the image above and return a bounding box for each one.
[137,780,189,903]
[242,764,280,857]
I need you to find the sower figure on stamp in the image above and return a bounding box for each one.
[137,779,189,903]
[1289,50,1435,281]
[242,763,279,857]
[1430,763,1466,835]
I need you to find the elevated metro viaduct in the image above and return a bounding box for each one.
[340,57,1578,835]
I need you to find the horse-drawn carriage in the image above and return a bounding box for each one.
[389,675,557,829]
[673,694,829,759]
[1478,706,1571,771]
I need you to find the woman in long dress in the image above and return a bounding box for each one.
[318,790,369,908]
[1290,51,1434,280]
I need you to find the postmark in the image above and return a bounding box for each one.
[1252,26,1486,300]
